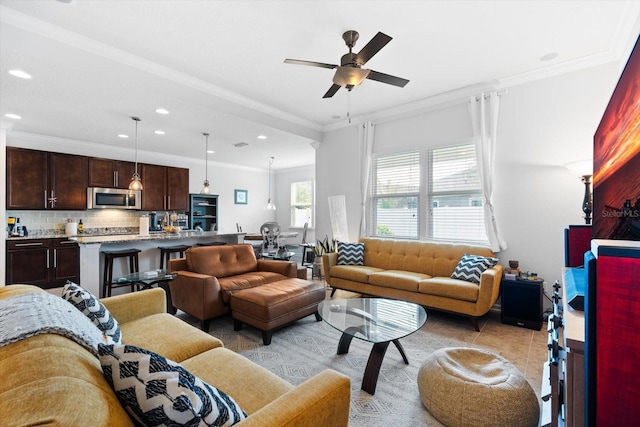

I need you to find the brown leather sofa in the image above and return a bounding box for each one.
[168,244,297,330]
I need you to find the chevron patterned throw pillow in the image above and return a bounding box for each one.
[62,281,122,344]
[99,344,247,427]
[337,241,365,265]
[451,254,499,284]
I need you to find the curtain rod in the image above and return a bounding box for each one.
[472,90,508,101]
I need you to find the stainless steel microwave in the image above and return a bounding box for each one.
[87,187,141,210]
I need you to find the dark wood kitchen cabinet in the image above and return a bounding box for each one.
[140,164,189,212]
[6,238,79,289]
[6,148,88,210]
[88,158,136,189]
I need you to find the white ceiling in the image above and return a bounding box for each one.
[1,0,639,170]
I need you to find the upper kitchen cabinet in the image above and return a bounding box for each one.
[6,148,88,210]
[140,164,189,212]
[88,158,136,189]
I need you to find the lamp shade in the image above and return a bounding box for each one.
[333,66,370,88]
[564,159,593,177]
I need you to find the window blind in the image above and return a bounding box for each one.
[369,151,420,238]
[429,144,486,244]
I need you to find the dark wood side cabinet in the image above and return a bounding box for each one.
[6,148,88,210]
[6,238,79,289]
[501,277,544,330]
[88,158,136,189]
[140,164,189,212]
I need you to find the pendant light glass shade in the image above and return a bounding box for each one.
[200,132,210,194]
[265,156,276,210]
[128,116,143,191]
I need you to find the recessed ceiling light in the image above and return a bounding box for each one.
[207,150,215,154]
[154,130,165,135]
[5,113,21,119]
[117,134,129,138]
[540,52,558,62]
[234,142,249,148]
[257,135,267,140]
[155,108,169,115]
[8,69,31,79]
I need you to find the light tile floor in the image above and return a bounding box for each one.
[328,283,549,397]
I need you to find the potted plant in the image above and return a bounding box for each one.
[312,236,336,279]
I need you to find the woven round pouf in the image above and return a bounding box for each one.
[417,347,540,427]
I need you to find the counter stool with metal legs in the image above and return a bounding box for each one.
[102,248,141,298]
[158,244,191,269]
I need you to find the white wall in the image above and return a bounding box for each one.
[316,61,622,298]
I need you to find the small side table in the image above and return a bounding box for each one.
[501,277,544,330]
[115,270,177,314]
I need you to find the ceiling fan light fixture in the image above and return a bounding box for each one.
[333,66,370,88]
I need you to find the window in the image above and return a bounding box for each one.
[429,144,485,243]
[290,180,313,228]
[368,143,488,244]
[369,151,420,238]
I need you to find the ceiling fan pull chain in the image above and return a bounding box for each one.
[347,91,351,124]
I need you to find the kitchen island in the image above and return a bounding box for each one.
[70,231,245,297]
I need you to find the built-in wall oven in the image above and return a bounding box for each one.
[87,187,141,210]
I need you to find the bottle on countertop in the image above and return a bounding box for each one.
[77,219,84,234]
[11,218,20,237]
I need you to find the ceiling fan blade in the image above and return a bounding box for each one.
[284,59,337,69]
[322,84,341,98]
[356,32,392,65]
[367,70,410,88]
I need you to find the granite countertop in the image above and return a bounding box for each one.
[70,231,245,244]
[7,230,245,244]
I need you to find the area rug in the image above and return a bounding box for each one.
[197,313,489,427]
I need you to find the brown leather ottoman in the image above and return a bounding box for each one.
[230,278,325,345]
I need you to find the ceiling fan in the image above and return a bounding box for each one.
[284,30,409,98]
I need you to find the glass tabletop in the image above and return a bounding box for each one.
[115,269,176,284]
[318,298,427,344]
[260,251,295,260]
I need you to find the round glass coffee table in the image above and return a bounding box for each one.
[318,298,427,394]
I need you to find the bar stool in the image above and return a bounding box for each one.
[158,244,191,269]
[102,248,141,298]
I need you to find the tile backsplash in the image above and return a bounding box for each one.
[7,210,145,236]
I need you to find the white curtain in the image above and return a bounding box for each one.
[468,92,507,252]
[358,121,375,238]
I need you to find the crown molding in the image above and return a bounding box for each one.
[0,6,324,136]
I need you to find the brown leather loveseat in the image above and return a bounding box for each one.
[168,244,297,330]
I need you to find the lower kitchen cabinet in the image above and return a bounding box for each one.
[6,238,79,289]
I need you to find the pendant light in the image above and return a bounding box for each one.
[128,116,143,191]
[200,132,211,194]
[265,156,276,210]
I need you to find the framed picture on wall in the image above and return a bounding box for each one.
[234,189,248,205]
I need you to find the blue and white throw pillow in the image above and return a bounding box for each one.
[337,242,365,266]
[62,281,122,344]
[99,344,247,427]
[451,254,499,284]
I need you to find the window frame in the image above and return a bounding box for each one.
[290,180,314,228]
[368,140,488,245]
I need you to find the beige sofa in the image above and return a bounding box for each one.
[168,244,298,330]
[0,284,351,426]
[323,238,503,330]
